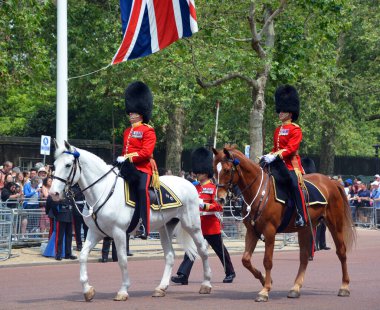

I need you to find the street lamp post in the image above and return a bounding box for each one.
[373,144,380,172]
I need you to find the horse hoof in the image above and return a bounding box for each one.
[255,294,268,302]
[287,290,300,298]
[199,285,212,294]
[113,292,129,301]
[338,289,350,297]
[84,286,95,302]
[152,288,166,297]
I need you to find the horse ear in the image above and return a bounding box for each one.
[212,148,218,156]
[223,148,232,160]
[53,138,59,150]
[64,140,72,151]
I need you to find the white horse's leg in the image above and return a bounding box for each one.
[112,229,130,301]
[187,227,212,294]
[152,225,176,297]
[80,229,102,302]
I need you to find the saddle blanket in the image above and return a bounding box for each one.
[273,177,327,205]
[273,177,327,233]
[124,181,183,211]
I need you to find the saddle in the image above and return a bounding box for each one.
[262,158,327,232]
[124,181,183,211]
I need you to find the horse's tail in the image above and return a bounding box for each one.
[336,182,357,251]
[174,223,198,261]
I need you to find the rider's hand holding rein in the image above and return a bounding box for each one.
[263,154,277,164]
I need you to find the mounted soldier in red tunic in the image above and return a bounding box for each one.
[262,85,307,227]
[117,81,157,239]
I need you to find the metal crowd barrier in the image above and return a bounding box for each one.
[350,206,378,228]
[0,208,13,261]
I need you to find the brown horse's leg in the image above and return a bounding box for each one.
[255,232,275,302]
[288,229,310,298]
[325,220,350,296]
[241,226,266,286]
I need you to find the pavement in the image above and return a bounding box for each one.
[0,236,300,268]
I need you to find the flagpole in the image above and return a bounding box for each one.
[56,0,68,144]
[213,100,220,148]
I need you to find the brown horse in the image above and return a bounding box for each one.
[212,146,356,302]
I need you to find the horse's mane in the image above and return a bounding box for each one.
[55,146,110,173]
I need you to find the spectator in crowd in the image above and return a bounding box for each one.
[23,171,30,184]
[0,161,13,193]
[71,183,88,252]
[15,172,27,194]
[22,176,42,236]
[348,182,359,220]
[39,176,53,233]
[374,174,380,182]
[99,234,133,263]
[179,170,186,178]
[1,181,22,208]
[315,219,331,251]
[165,169,173,175]
[185,171,196,183]
[38,167,48,180]
[5,173,14,184]
[11,166,21,178]
[344,179,353,196]
[370,181,380,209]
[30,168,38,178]
[171,147,236,285]
[52,198,77,261]
[357,182,371,207]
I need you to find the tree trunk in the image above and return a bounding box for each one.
[319,120,336,175]
[249,68,269,161]
[165,104,184,175]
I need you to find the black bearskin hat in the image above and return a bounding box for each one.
[191,147,213,178]
[125,81,153,123]
[275,85,300,121]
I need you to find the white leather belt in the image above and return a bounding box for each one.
[200,211,220,216]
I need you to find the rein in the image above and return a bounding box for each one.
[217,154,267,222]
[53,149,120,237]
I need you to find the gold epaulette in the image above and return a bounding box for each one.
[143,123,153,128]
[292,123,300,127]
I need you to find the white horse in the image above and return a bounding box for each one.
[49,140,211,301]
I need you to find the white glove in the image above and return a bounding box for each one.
[117,156,126,163]
[263,154,276,164]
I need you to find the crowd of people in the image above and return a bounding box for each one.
[0,160,86,260]
[339,174,380,210]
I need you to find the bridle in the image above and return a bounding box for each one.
[216,155,258,197]
[52,148,119,237]
[216,152,266,222]
[52,150,82,193]
[216,157,241,192]
[52,149,118,198]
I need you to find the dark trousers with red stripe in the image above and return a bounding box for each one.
[73,211,88,250]
[128,171,151,234]
[289,170,307,223]
[55,221,73,258]
[177,233,235,278]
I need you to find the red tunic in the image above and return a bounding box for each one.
[121,123,156,175]
[195,180,223,235]
[271,121,304,173]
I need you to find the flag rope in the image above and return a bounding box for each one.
[68,63,112,81]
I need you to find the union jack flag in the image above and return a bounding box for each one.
[112,0,198,65]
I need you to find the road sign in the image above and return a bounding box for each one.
[244,145,250,158]
[40,135,51,155]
